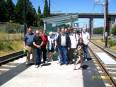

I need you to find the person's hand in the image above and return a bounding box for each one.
[36,45,41,48]
[68,47,70,50]
[78,46,81,50]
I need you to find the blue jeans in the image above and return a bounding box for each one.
[34,48,42,65]
[83,45,88,60]
[56,46,61,63]
[59,46,68,64]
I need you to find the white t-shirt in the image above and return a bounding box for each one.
[69,33,79,48]
[82,32,90,45]
[48,36,54,50]
[61,35,66,46]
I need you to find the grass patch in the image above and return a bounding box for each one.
[92,39,104,46]
[92,39,116,51]
[108,39,116,47]
[0,40,23,57]
[111,46,116,52]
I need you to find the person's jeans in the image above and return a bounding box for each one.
[41,48,47,63]
[83,45,88,60]
[34,48,42,65]
[56,46,61,63]
[59,46,68,64]
[68,48,75,63]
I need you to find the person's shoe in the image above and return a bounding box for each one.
[60,63,63,66]
[73,66,77,70]
[45,61,48,64]
[25,62,30,66]
[35,65,39,68]
[85,59,88,61]
[66,63,68,65]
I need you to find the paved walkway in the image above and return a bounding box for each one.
[0,56,106,87]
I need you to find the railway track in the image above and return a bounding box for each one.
[91,41,116,61]
[89,42,116,87]
[0,51,25,65]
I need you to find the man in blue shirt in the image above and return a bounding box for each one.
[24,26,35,65]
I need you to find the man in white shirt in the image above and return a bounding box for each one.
[82,28,90,61]
[69,28,79,64]
[56,28,71,65]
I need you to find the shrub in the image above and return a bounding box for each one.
[111,25,116,35]
[0,41,13,50]
[108,39,116,47]
[93,27,103,34]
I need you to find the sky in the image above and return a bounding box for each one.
[13,0,116,28]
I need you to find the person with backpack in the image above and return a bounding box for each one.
[24,26,35,65]
[47,32,55,62]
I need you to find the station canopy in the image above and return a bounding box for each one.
[43,13,78,26]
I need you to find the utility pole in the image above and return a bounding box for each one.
[104,0,109,48]
[95,0,109,48]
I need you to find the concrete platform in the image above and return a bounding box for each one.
[96,52,116,64]
[0,55,106,87]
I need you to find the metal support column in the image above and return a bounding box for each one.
[89,18,93,39]
[104,0,109,48]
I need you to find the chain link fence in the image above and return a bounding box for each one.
[0,22,24,56]
[0,22,24,41]
[0,22,42,56]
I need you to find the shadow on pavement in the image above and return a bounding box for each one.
[42,63,51,66]
[0,63,31,86]
[82,50,106,87]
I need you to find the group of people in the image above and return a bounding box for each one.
[24,26,90,69]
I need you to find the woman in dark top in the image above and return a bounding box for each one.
[33,30,43,68]
[74,38,84,70]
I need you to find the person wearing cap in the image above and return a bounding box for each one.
[47,32,55,61]
[81,28,90,61]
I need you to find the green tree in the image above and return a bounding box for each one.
[15,0,26,24]
[93,27,103,34]
[6,0,15,22]
[48,0,51,16]
[0,0,8,22]
[111,25,116,35]
[43,0,49,17]
[37,6,43,26]
[15,0,38,26]
[38,6,41,18]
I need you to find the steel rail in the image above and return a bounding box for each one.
[89,44,116,87]
[0,51,25,65]
[91,41,116,61]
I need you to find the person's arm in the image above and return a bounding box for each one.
[40,41,43,47]
[33,36,41,48]
[67,35,71,50]
[87,33,90,41]
[24,34,27,47]
[33,42,40,48]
